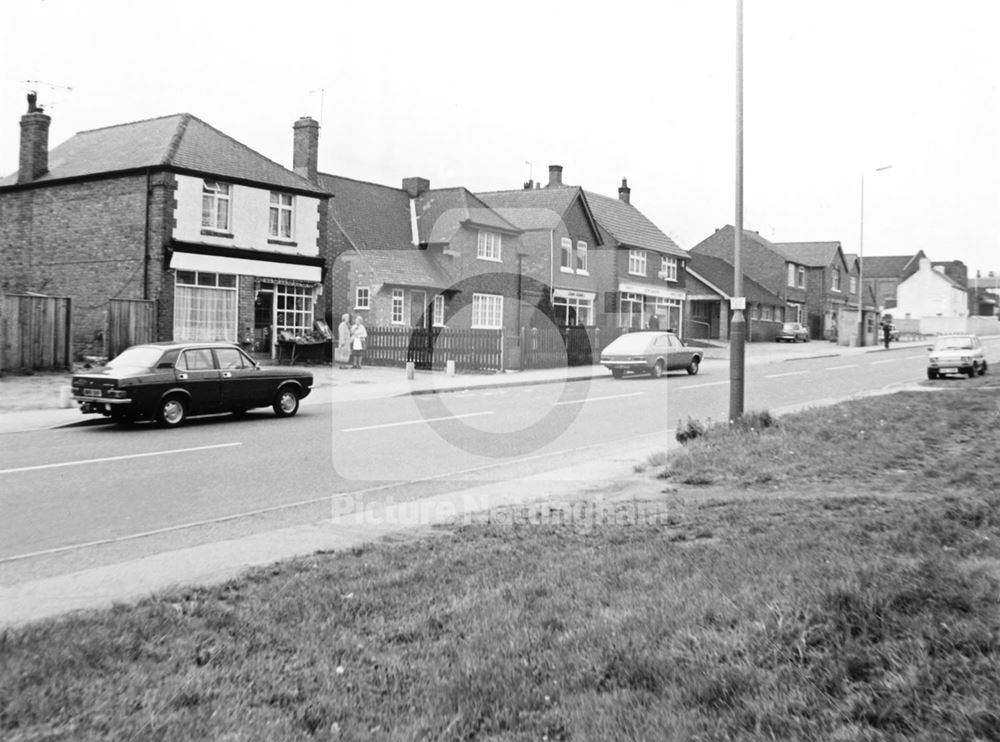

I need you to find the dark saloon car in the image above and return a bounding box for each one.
[71,342,313,426]
[600,331,702,378]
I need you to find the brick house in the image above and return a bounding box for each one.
[0,97,329,359]
[584,178,690,334]
[685,252,785,341]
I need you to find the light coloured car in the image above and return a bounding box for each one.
[776,322,809,342]
[926,334,987,379]
[600,331,702,379]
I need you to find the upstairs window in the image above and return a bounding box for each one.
[201,180,231,232]
[787,264,796,287]
[832,267,841,291]
[798,266,806,288]
[628,249,647,276]
[661,256,678,281]
[560,238,573,272]
[850,276,858,294]
[477,230,502,261]
[575,241,588,273]
[269,192,294,239]
[355,286,370,309]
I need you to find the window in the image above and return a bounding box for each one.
[553,293,593,326]
[798,266,806,288]
[269,192,294,239]
[179,348,216,371]
[215,347,249,370]
[619,292,644,328]
[628,249,647,276]
[391,289,405,324]
[849,276,858,294]
[832,267,841,291]
[433,295,445,327]
[560,238,573,272]
[201,180,231,232]
[762,305,773,321]
[661,256,677,281]
[787,264,796,287]
[751,303,760,320]
[174,271,238,342]
[575,241,588,273]
[477,230,502,261]
[471,293,503,329]
[274,285,314,339]
[355,287,370,309]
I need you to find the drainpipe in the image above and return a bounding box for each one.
[143,169,152,300]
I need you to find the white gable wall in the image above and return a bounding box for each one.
[895,258,968,319]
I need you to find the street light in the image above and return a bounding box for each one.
[858,165,893,347]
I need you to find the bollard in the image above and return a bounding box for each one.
[446,359,455,376]
[405,361,415,380]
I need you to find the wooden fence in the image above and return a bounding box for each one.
[520,325,628,369]
[365,327,504,371]
[106,299,157,359]
[0,293,73,372]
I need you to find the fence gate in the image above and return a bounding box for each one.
[0,293,72,372]
[106,299,156,359]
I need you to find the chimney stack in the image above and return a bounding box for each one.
[618,177,631,205]
[292,117,320,184]
[547,164,563,188]
[18,92,51,183]
[402,176,430,198]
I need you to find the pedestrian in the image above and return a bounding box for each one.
[647,314,660,330]
[336,313,351,368]
[882,321,891,350]
[350,315,368,368]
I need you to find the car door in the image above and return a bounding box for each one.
[175,348,222,414]
[664,334,690,370]
[214,346,260,410]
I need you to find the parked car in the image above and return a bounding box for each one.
[71,342,313,426]
[776,322,809,343]
[926,334,987,379]
[600,331,702,378]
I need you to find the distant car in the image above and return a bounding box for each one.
[776,322,809,342]
[600,331,702,378]
[926,334,987,379]
[71,342,313,426]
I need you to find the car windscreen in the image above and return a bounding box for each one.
[935,337,974,350]
[106,346,163,370]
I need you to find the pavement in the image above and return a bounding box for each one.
[0,335,942,626]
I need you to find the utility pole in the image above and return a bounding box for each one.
[729,0,746,422]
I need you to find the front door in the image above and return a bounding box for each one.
[176,348,222,414]
[410,290,428,328]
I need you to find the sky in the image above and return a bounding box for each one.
[2,0,998,276]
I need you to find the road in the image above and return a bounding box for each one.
[3,339,998,586]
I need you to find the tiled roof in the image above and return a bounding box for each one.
[686,253,782,305]
[415,188,519,244]
[861,253,924,279]
[318,173,414,251]
[1,113,325,193]
[772,241,842,267]
[689,225,785,288]
[583,190,687,258]
[343,250,450,290]
[475,187,582,230]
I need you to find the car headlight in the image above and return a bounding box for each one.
[107,389,129,399]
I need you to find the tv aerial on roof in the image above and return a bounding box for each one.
[23,80,75,110]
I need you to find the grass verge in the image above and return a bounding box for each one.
[2,386,999,741]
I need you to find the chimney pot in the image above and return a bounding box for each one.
[18,96,51,183]
[292,117,320,184]
[402,177,430,198]
[618,177,631,205]
[547,164,563,188]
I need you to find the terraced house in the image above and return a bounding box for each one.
[0,97,328,359]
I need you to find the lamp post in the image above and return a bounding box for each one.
[729,0,745,422]
[857,165,892,346]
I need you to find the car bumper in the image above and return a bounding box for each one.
[74,397,133,414]
[601,361,649,373]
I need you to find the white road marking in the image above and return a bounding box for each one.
[675,380,729,390]
[0,443,242,475]
[343,411,493,432]
[827,364,858,371]
[765,371,809,379]
[552,392,644,406]
[870,359,897,365]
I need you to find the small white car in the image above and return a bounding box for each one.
[926,334,987,379]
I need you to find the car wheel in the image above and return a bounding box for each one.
[687,357,700,375]
[981,361,988,376]
[273,387,300,417]
[157,395,187,427]
[965,366,976,378]
[650,360,664,379]
[927,369,938,380]
[611,369,625,379]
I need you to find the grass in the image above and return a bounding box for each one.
[2,385,999,740]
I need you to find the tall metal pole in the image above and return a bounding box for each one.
[729,0,746,422]
[858,174,866,347]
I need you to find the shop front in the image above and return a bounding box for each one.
[616,282,686,335]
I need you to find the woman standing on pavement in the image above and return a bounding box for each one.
[350,315,368,368]
[337,313,351,368]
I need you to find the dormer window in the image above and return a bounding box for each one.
[201,180,231,232]
[269,192,294,240]
[477,230,502,262]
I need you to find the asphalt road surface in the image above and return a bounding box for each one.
[3,339,998,585]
